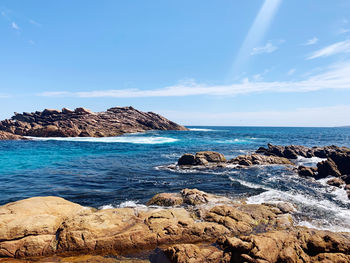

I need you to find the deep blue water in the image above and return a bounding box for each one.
[0,126,350,231]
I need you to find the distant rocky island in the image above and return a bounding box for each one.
[0,106,188,140]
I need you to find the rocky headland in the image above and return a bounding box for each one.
[0,106,187,139]
[0,189,349,263]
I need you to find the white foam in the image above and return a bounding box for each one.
[26,136,178,144]
[247,189,350,232]
[295,156,325,166]
[215,139,248,144]
[117,200,147,208]
[229,177,268,190]
[189,128,215,131]
[98,204,114,210]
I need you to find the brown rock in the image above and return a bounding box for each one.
[317,158,342,179]
[0,106,188,139]
[230,154,293,166]
[298,165,317,177]
[0,131,25,140]
[164,244,227,263]
[195,151,226,164]
[147,193,184,206]
[327,177,345,187]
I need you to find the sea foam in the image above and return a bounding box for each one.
[26,136,178,144]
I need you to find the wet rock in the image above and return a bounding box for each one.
[329,151,350,175]
[317,158,342,179]
[230,154,293,166]
[298,165,317,177]
[0,106,188,139]
[177,154,196,165]
[195,151,226,164]
[327,177,345,187]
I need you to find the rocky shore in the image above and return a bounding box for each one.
[172,144,350,199]
[0,189,349,263]
[0,106,187,139]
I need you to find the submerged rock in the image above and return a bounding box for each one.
[0,106,188,139]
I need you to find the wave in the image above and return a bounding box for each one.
[295,156,326,166]
[215,139,249,144]
[26,136,178,144]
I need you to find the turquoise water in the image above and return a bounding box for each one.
[1,126,350,231]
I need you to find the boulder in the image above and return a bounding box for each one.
[298,166,317,177]
[41,109,61,116]
[329,151,350,175]
[0,131,25,140]
[317,158,342,179]
[177,154,196,165]
[147,192,183,206]
[327,178,345,187]
[230,154,293,166]
[195,151,226,164]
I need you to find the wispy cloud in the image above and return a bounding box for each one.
[39,62,350,98]
[287,68,296,76]
[251,41,278,55]
[338,28,350,34]
[29,19,41,27]
[303,37,318,46]
[230,0,282,77]
[307,39,350,59]
[11,22,19,30]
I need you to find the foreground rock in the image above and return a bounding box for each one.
[0,190,349,263]
[0,106,187,139]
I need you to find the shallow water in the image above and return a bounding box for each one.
[0,126,350,232]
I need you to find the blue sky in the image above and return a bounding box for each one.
[1,0,350,126]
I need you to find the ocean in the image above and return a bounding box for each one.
[1,126,350,232]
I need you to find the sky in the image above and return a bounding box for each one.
[1,0,350,127]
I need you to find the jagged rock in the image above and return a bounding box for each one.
[218,229,350,263]
[298,165,317,177]
[317,158,342,179]
[0,106,188,139]
[230,154,293,166]
[329,151,350,175]
[258,144,350,159]
[177,151,226,167]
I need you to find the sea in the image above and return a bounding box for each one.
[1,126,350,232]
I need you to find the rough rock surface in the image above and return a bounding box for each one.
[297,165,317,177]
[0,131,25,140]
[0,190,349,262]
[177,151,226,166]
[317,158,342,178]
[230,154,293,166]
[218,229,350,263]
[257,143,350,159]
[0,106,187,139]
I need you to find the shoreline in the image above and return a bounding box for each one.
[0,189,349,262]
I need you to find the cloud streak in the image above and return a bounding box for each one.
[39,62,350,98]
[308,39,350,59]
[303,37,318,46]
[251,41,278,55]
[11,22,19,30]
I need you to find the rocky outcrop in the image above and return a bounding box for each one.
[317,158,342,179]
[297,165,317,177]
[0,106,188,139]
[0,190,294,260]
[230,154,293,166]
[0,190,349,262]
[217,229,350,263]
[257,143,350,159]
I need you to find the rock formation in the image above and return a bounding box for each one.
[0,106,188,139]
[0,190,349,263]
[0,131,25,140]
